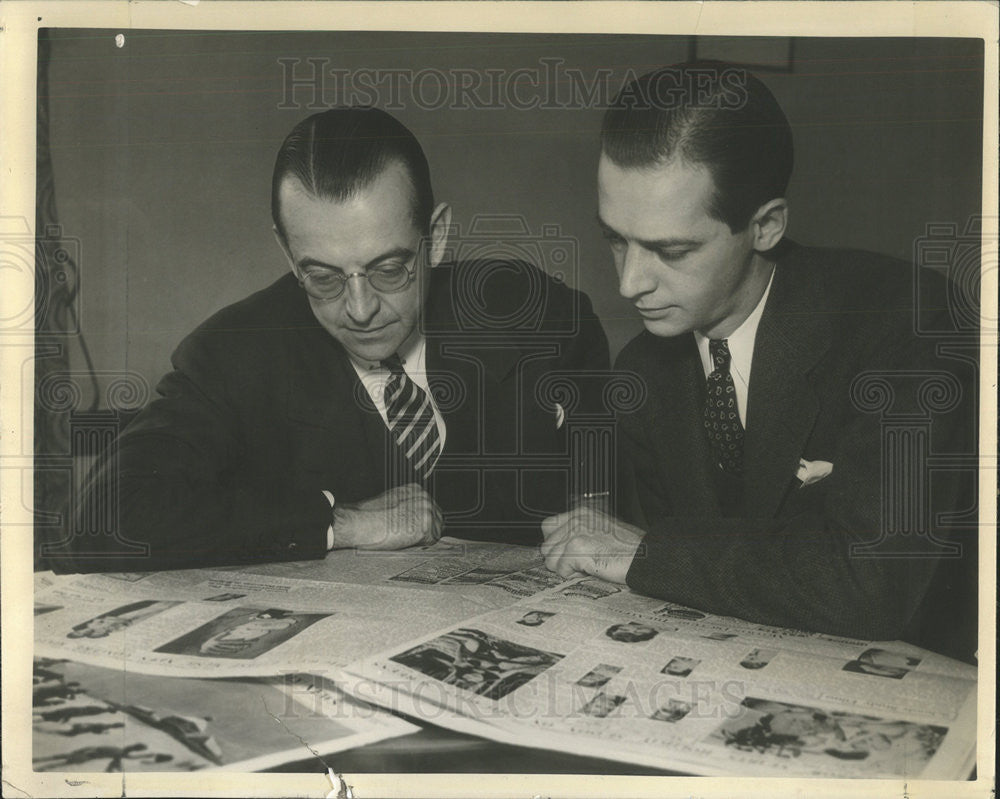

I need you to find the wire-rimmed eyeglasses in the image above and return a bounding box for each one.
[297,262,416,301]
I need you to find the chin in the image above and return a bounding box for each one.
[641,316,691,339]
[346,340,398,363]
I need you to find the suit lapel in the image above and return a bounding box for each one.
[424,265,470,456]
[647,335,722,516]
[285,310,387,488]
[743,256,832,518]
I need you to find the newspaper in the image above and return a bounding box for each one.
[33,543,572,679]
[228,536,567,605]
[34,560,977,778]
[32,658,417,772]
[342,577,977,779]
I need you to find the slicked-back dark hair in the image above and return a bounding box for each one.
[271,107,434,239]
[601,61,793,232]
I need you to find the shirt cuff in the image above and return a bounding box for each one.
[321,490,336,550]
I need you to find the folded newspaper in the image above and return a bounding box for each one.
[31,658,417,772]
[340,576,977,779]
[34,539,977,778]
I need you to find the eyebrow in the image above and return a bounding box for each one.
[595,214,702,250]
[297,246,416,273]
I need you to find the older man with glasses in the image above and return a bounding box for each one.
[55,107,608,573]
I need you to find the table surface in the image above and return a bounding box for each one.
[268,723,679,775]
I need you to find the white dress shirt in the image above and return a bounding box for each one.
[694,269,775,428]
[347,334,447,448]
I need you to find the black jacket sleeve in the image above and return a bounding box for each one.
[51,325,332,573]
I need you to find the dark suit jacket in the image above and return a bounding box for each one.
[617,243,978,660]
[54,260,609,573]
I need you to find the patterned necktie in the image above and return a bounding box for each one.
[382,354,442,481]
[703,338,745,475]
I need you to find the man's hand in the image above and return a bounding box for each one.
[540,506,645,584]
[332,483,443,551]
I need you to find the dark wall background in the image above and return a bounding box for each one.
[43,31,984,405]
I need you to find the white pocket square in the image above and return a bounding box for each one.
[797,458,833,486]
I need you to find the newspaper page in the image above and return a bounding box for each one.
[33,565,535,679]
[228,536,568,606]
[32,658,417,772]
[536,577,976,680]
[33,539,572,679]
[343,578,977,779]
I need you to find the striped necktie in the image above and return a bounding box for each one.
[382,354,442,481]
[703,338,745,475]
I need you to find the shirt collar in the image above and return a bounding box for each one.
[694,267,775,383]
[348,329,425,374]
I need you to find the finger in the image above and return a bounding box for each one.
[540,520,575,551]
[552,552,589,580]
[541,540,564,572]
[542,510,574,531]
[541,512,572,538]
[382,487,409,509]
[539,538,556,559]
[539,525,572,557]
[392,483,420,503]
[557,547,596,580]
[542,539,579,577]
[545,533,596,575]
[410,482,433,501]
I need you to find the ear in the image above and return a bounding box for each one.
[272,226,296,275]
[426,202,452,269]
[751,198,788,252]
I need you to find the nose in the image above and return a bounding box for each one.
[344,273,380,325]
[617,245,655,301]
